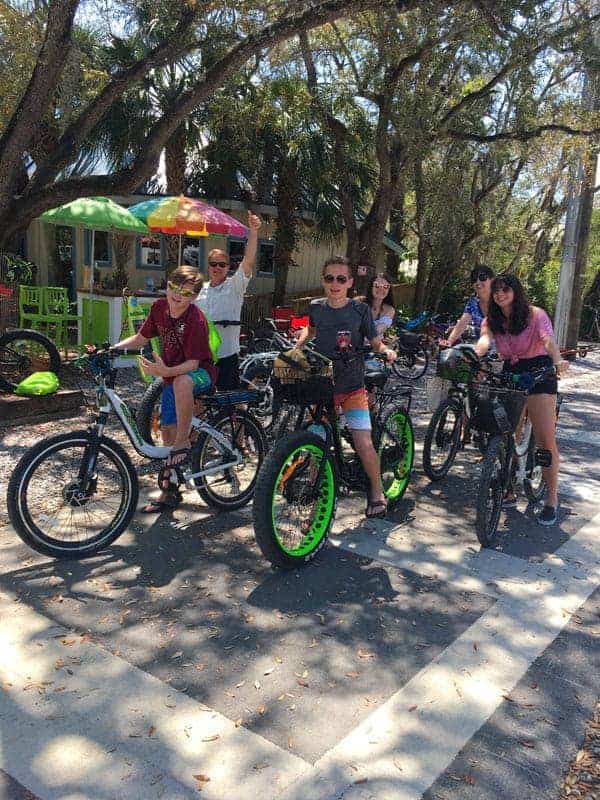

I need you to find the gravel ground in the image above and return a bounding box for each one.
[559,702,600,799]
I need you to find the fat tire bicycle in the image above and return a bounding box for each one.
[473,365,560,547]
[252,350,415,569]
[0,328,61,392]
[7,346,266,559]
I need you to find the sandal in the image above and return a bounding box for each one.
[365,499,387,519]
[141,491,181,514]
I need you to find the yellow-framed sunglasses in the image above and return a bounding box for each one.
[167,280,196,298]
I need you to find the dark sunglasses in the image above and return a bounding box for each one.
[209,260,228,268]
[473,272,491,282]
[323,274,349,284]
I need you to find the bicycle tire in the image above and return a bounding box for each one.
[136,377,163,445]
[391,347,429,380]
[7,431,138,559]
[523,431,547,503]
[475,435,506,548]
[249,337,276,354]
[241,362,274,429]
[192,410,266,510]
[0,328,61,392]
[253,430,337,568]
[423,398,462,481]
[374,406,414,507]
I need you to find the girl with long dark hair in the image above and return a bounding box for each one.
[364,272,396,337]
[475,273,569,525]
[441,265,494,346]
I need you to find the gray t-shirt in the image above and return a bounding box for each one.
[309,298,378,394]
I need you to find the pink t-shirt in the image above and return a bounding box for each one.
[482,306,553,364]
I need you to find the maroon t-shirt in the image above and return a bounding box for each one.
[139,299,216,385]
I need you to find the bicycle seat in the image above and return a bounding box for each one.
[364,369,387,390]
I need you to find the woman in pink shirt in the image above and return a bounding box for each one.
[475,273,569,526]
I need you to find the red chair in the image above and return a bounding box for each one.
[272,306,294,331]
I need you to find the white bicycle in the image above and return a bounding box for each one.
[7,346,266,559]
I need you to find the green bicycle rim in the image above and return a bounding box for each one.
[271,443,335,557]
[380,411,413,501]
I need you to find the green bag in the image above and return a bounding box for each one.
[205,314,222,363]
[15,371,59,397]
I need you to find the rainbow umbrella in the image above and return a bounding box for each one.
[128,196,249,262]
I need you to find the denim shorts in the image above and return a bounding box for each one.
[160,369,212,426]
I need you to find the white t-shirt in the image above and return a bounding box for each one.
[196,267,250,358]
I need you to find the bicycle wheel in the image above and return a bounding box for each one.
[136,378,163,445]
[422,398,462,481]
[241,362,274,430]
[391,348,429,380]
[475,435,506,548]
[249,337,276,354]
[0,329,61,392]
[253,430,337,568]
[375,406,414,507]
[7,431,138,559]
[523,430,547,503]
[192,410,266,510]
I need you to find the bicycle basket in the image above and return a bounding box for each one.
[272,350,334,404]
[425,376,450,411]
[471,385,527,435]
[436,349,473,384]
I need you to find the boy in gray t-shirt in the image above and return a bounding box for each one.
[295,256,396,518]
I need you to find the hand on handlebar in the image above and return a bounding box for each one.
[556,359,569,377]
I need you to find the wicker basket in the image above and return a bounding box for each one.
[471,385,527,435]
[272,351,334,405]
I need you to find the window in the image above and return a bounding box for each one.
[257,240,275,276]
[228,239,245,273]
[137,234,165,270]
[182,236,206,270]
[84,230,112,267]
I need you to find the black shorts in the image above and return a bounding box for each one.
[216,353,240,391]
[503,355,557,395]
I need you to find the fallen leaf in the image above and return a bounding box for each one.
[254,680,261,690]
[353,778,368,785]
[346,672,360,679]
[148,726,156,737]
[275,656,283,664]
[193,774,210,783]
[288,737,293,749]
[201,735,219,742]
[258,705,266,715]
[473,642,478,651]
[234,718,243,727]
[264,667,275,676]
[357,649,375,659]
[297,678,309,688]
[308,638,318,648]
[235,681,246,688]
[463,775,475,785]
[253,762,269,771]
[316,613,326,625]
[519,740,535,748]
[195,663,207,672]
[408,705,418,712]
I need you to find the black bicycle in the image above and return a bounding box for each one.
[0,328,61,392]
[252,349,415,568]
[422,345,491,480]
[473,365,560,547]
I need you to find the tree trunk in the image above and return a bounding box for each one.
[165,124,187,268]
[273,155,301,307]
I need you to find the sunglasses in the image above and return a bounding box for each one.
[167,280,196,297]
[209,260,229,268]
[493,284,512,294]
[473,272,491,282]
[373,281,391,289]
[323,274,349,284]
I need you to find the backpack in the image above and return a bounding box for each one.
[15,371,59,397]
[205,313,222,363]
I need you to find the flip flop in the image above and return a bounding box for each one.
[365,499,387,519]
[141,492,181,514]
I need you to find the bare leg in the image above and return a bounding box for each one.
[170,374,194,464]
[527,394,560,507]
[351,429,384,504]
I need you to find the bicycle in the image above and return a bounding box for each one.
[0,328,61,393]
[7,345,266,559]
[582,302,600,342]
[473,365,560,547]
[422,344,491,481]
[252,349,415,569]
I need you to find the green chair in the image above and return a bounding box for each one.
[18,286,45,330]
[42,286,82,359]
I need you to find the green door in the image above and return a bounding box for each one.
[82,297,109,345]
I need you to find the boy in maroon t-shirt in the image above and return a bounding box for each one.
[115,266,215,511]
